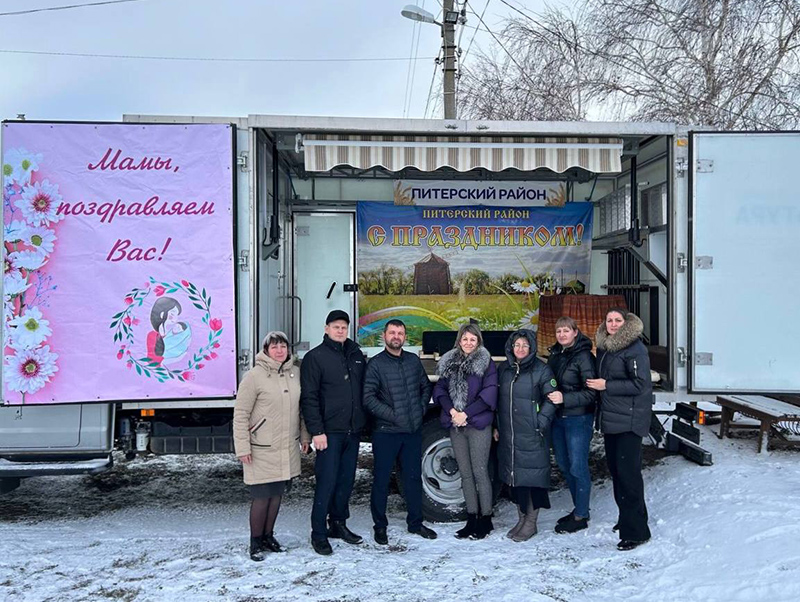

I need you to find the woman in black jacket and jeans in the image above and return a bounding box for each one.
[546,316,597,534]
[587,308,653,551]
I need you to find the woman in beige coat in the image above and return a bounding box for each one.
[234,331,310,561]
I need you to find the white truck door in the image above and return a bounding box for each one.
[690,132,800,393]
[292,212,356,357]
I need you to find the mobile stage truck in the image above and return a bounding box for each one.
[2,115,798,520]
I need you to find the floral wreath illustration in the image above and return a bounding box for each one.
[110,277,223,382]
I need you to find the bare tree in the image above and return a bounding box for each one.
[458,0,800,129]
[458,7,597,120]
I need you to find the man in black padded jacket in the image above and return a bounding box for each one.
[363,319,437,545]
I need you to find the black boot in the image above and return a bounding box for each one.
[555,516,588,534]
[455,514,478,539]
[262,533,285,553]
[327,520,363,545]
[311,537,333,556]
[470,515,493,540]
[408,524,438,540]
[373,527,388,545]
[249,537,266,561]
[618,538,649,551]
[556,511,575,525]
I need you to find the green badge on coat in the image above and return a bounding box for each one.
[550,378,558,387]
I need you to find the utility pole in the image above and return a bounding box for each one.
[400,3,460,119]
[442,0,457,119]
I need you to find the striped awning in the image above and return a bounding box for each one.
[302,134,623,173]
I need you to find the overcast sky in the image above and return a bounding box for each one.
[1,0,564,122]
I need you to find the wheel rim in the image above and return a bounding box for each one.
[421,435,464,507]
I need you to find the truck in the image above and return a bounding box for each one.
[2,115,798,520]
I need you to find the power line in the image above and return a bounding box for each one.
[456,1,468,51]
[0,49,437,63]
[455,0,469,101]
[461,0,491,68]
[496,0,537,22]
[404,1,432,118]
[424,49,444,118]
[405,3,430,119]
[467,4,538,89]
[402,20,419,118]
[0,0,147,17]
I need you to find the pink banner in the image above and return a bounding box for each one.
[2,122,237,404]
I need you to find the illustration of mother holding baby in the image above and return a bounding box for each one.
[147,297,192,366]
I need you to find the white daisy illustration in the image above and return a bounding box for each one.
[9,307,52,349]
[3,247,20,275]
[15,180,64,227]
[4,344,58,394]
[3,271,30,297]
[9,250,47,271]
[22,226,56,255]
[517,309,540,331]
[3,220,28,243]
[2,148,42,186]
[511,280,539,293]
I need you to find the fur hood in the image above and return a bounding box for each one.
[595,313,644,353]
[437,345,491,411]
[254,350,295,374]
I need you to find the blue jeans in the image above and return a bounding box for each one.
[551,413,594,519]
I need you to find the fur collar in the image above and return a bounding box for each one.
[595,313,644,353]
[437,346,491,411]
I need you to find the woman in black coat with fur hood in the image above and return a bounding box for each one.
[494,329,557,542]
[587,308,653,551]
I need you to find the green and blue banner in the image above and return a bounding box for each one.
[356,201,593,346]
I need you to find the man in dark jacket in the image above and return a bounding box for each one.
[363,319,437,544]
[300,310,367,555]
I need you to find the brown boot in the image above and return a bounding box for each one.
[506,505,526,539]
[511,507,539,542]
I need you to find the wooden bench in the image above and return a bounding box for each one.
[716,395,800,453]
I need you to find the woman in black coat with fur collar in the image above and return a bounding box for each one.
[586,308,653,551]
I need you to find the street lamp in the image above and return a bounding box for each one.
[400,3,459,119]
[400,4,439,25]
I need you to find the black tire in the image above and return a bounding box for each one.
[398,417,500,523]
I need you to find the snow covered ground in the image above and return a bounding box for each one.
[1,426,799,602]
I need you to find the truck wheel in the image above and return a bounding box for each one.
[418,418,467,522]
[398,418,502,523]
